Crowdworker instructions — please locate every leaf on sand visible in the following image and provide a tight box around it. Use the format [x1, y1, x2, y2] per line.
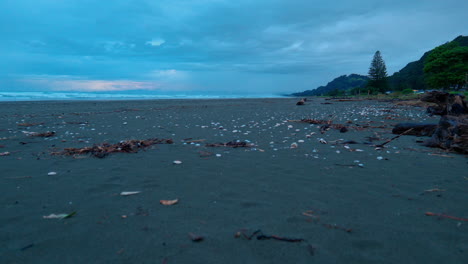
[120, 191, 141, 196]
[43, 212, 76, 219]
[160, 199, 179, 206]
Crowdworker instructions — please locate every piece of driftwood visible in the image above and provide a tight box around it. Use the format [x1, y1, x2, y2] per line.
[421, 91, 467, 116]
[52, 138, 174, 158]
[392, 92, 468, 154]
[424, 115, 468, 153]
[376, 128, 414, 147]
[392, 123, 438, 136]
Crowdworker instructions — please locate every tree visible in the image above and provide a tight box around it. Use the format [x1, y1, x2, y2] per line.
[424, 41, 468, 90]
[367, 50, 388, 93]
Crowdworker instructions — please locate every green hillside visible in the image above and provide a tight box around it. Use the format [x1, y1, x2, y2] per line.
[292, 35, 468, 96]
[291, 74, 369, 96]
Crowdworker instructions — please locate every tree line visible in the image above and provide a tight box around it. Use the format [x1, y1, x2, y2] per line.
[321, 35, 468, 96]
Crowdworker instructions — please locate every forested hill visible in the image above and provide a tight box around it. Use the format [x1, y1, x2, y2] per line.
[291, 74, 369, 96]
[292, 35, 467, 96]
[389, 35, 468, 91]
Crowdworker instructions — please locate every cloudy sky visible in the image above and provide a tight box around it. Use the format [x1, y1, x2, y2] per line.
[1, 0, 467, 95]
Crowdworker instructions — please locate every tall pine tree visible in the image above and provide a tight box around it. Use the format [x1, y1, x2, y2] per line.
[367, 50, 388, 93]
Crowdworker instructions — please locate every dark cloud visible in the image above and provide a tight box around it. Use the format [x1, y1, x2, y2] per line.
[0, 0, 467, 93]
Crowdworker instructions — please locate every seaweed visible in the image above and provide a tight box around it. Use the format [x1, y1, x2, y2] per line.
[52, 138, 173, 158]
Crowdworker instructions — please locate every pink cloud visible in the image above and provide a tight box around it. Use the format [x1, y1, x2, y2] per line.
[22, 77, 161, 92]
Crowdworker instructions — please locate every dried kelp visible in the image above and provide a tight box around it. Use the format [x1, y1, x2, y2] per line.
[290, 119, 348, 133]
[17, 122, 44, 127]
[27, 131, 56, 137]
[53, 138, 174, 158]
[205, 141, 252, 148]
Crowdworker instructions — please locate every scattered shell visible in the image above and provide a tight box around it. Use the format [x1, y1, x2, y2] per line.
[43, 214, 69, 219]
[216, 154, 222, 157]
[47, 172, 57, 176]
[0, 151, 10, 156]
[160, 199, 179, 206]
[173, 160, 182, 165]
[358, 164, 364, 168]
[377, 156, 384, 160]
[120, 191, 141, 196]
[298, 140, 305, 143]
[290, 143, 298, 148]
[319, 138, 327, 144]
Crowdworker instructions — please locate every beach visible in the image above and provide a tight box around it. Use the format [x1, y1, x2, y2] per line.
[1, 98, 467, 263]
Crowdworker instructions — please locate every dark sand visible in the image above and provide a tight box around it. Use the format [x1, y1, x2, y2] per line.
[1, 98, 467, 263]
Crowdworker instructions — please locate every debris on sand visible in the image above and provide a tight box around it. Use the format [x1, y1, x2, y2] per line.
[421, 91, 467, 116]
[425, 212, 468, 221]
[289, 119, 348, 133]
[234, 229, 315, 256]
[296, 99, 305, 105]
[52, 138, 174, 158]
[290, 119, 331, 125]
[23, 131, 56, 137]
[17, 122, 44, 127]
[425, 115, 468, 153]
[234, 229, 305, 242]
[392, 123, 437, 136]
[188, 232, 205, 242]
[205, 141, 252, 148]
[393, 91, 468, 153]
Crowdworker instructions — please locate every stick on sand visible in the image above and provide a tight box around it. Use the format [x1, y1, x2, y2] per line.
[376, 128, 414, 147]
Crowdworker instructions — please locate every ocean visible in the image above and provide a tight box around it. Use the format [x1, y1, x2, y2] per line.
[0, 91, 287, 101]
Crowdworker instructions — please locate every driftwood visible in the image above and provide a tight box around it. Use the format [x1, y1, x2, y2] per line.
[394, 91, 468, 154]
[421, 91, 467, 116]
[52, 138, 174, 158]
[30, 131, 56, 137]
[377, 128, 414, 147]
[424, 115, 468, 153]
[392, 123, 437, 136]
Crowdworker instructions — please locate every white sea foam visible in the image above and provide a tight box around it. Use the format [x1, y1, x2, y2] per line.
[0, 92, 286, 101]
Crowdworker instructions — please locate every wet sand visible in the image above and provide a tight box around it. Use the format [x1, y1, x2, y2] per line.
[1, 98, 467, 263]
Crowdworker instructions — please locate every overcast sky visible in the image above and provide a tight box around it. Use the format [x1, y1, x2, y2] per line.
[1, 0, 467, 95]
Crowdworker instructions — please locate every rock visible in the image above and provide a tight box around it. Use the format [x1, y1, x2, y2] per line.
[339, 127, 348, 133]
[296, 99, 305, 105]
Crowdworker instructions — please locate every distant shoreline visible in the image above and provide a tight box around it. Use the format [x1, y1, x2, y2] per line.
[0, 92, 288, 102]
